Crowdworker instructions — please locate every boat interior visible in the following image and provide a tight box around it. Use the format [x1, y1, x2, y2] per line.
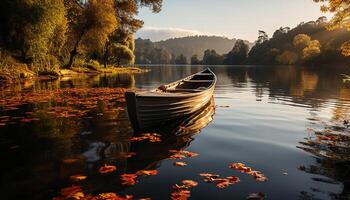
[157, 69, 215, 93]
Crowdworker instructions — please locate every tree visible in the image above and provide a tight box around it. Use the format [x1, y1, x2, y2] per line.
[314, 0, 350, 56]
[64, 0, 118, 68]
[175, 54, 187, 64]
[0, 0, 68, 65]
[303, 40, 321, 60]
[273, 27, 290, 38]
[202, 49, 223, 65]
[190, 54, 201, 65]
[223, 40, 249, 65]
[108, 43, 134, 66]
[257, 30, 269, 44]
[293, 34, 311, 49]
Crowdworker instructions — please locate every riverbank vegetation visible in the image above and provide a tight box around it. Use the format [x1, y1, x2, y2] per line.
[0, 0, 163, 84]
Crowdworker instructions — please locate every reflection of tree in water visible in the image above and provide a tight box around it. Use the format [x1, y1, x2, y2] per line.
[297, 86, 350, 199]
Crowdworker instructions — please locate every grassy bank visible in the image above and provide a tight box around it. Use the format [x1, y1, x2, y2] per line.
[0, 63, 145, 86]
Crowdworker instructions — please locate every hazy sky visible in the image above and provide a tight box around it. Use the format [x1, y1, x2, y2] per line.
[136, 0, 331, 42]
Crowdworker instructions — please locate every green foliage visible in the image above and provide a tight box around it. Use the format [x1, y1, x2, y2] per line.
[108, 44, 135, 66]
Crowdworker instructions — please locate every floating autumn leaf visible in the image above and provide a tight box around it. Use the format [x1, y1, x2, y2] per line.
[171, 189, 191, 200]
[199, 173, 240, 188]
[171, 180, 198, 200]
[91, 193, 133, 200]
[199, 173, 220, 183]
[182, 180, 198, 188]
[130, 133, 162, 143]
[169, 150, 199, 160]
[99, 164, 117, 174]
[174, 162, 187, 167]
[121, 174, 138, 186]
[69, 174, 87, 182]
[137, 170, 158, 176]
[59, 185, 84, 200]
[229, 163, 267, 182]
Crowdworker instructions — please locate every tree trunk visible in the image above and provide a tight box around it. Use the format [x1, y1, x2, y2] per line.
[103, 43, 109, 68]
[65, 31, 84, 69]
[65, 46, 78, 69]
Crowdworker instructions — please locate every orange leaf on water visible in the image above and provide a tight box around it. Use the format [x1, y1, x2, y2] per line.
[174, 162, 187, 167]
[137, 170, 158, 176]
[91, 193, 133, 200]
[181, 180, 198, 188]
[99, 164, 117, 174]
[60, 185, 84, 199]
[69, 174, 87, 182]
[229, 163, 268, 182]
[121, 173, 138, 186]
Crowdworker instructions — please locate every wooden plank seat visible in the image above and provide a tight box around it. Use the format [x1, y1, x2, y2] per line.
[183, 80, 213, 83]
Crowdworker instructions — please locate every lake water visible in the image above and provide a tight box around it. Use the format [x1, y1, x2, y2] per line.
[0, 65, 349, 200]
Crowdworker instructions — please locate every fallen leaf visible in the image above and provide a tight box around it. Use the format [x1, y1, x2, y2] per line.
[181, 180, 198, 188]
[69, 175, 87, 182]
[137, 170, 158, 176]
[60, 185, 84, 199]
[92, 193, 133, 200]
[229, 163, 267, 182]
[121, 174, 138, 186]
[174, 162, 187, 167]
[99, 164, 117, 174]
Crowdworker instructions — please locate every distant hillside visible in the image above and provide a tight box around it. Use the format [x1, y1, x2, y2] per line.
[135, 35, 254, 64]
[154, 36, 239, 59]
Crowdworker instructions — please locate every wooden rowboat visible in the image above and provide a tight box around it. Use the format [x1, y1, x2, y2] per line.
[125, 68, 217, 132]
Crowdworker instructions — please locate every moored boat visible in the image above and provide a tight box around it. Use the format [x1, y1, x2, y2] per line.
[125, 68, 217, 132]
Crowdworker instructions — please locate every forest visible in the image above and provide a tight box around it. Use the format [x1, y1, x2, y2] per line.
[0, 0, 162, 79]
[134, 17, 350, 65]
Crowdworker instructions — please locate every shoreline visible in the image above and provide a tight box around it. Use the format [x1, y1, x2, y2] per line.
[0, 66, 146, 87]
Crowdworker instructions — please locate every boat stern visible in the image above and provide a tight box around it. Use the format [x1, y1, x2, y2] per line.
[125, 91, 141, 132]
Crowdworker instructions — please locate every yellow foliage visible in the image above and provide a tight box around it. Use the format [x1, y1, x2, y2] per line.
[341, 41, 350, 56]
[293, 34, 311, 49]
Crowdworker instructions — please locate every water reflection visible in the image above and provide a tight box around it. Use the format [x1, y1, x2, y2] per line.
[0, 65, 350, 199]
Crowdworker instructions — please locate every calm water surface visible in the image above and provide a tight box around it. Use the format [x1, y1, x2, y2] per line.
[0, 65, 350, 200]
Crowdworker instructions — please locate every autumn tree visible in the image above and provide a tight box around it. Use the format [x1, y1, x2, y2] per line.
[64, 0, 117, 69]
[303, 40, 321, 60]
[293, 34, 311, 50]
[314, 0, 350, 56]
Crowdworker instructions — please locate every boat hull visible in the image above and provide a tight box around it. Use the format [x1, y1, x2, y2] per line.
[125, 68, 216, 132]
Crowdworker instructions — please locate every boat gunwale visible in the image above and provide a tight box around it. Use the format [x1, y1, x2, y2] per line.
[135, 68, 217, 98]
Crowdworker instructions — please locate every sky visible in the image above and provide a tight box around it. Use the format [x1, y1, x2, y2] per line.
[136, 0, 331, 42]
